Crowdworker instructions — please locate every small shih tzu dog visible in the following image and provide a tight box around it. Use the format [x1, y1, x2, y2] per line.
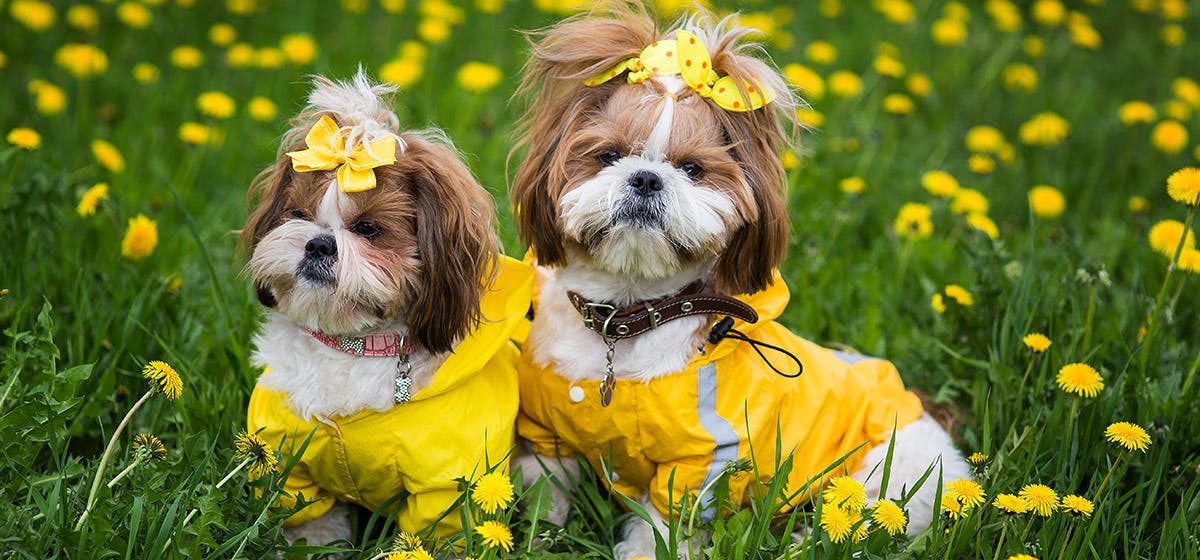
[509, 7, 970, 558]
[241, 70, 532, 548]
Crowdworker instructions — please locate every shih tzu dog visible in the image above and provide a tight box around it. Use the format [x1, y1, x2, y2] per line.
[509, 7, 970, 558]
[242, 70, 532, 549]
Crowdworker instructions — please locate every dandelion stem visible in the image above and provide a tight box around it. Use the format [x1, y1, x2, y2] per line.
[76, 390, 153, 531]
[216, 456, 255, 489]
[1139, 207, 1195, 377]
[990, 520, 1009, 560]
[1055, 523, 1075, 559]
[106, 456, 146, 489]
[1093, 451, 1125, 500]
[1181, 347, 1200, 398]
[1081, 285, 1096, 354]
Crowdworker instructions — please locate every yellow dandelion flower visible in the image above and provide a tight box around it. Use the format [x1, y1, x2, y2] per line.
[931, 293, 946, 314]
[994, 493, 1029, 514]
[895, 202, 934, 240]
[1028, 185, 1066, 218]
[77, 183, 110, 218]
[393, 532, 422, 551]
[1019, 484, 1058, 516]
[1031, 0, 1065, 26]
[32, 81, 67, 115]
[883, 93, 915, 115]
[943, 1, 970, 21]
[233, 430, 279, 479]
[382, 57, 424, 88]
[133, 62, 160, 84]
[1056, 363, 1104, 398]
[67, 5, 99, 32]
[823, 476, 866, 510]
[0, 51, 7, 69]
[91, 140, 125, 173]
[1177, 249, 1200, 274]
[986, 0, 1022, 32]
[179, 122, 213, 145]
[1007, 554, 1039, 560]
[1104, 422, 1151, 452]
[965, 125, 1006, 154]
[819, 503, 853, 543]
[1152, 121, 1189, 154]
[11, 0, 57, 32]
[828, 70, 862, 97]
[55, 43, 109, 78]
[839, 176, 865, 194]
[474, 520, 513, 552]
[966, 452, 988, 467]
[969, 154, 995, 174]
[1161, 24, 1186, 46]
[805, 40, 837, 65]
[1002, 63, 1038, 92]
[1128, 196, 1149, 213]
[922, 170, 960, 198]
[1174, 77, 1200, 108]
[197, 91, 236, 119]
[1023, 36, 1045, 57]
[226, 0, 256, 14]
[1070, 23, 1101, 49]
[875, 0, 915, 24]
[226, 43, 256, 68]
[122, 214, 158, 260]
[872, 500, 907, 535]
[247, 97, 277, 121]
[1166, 167, 1200, 207]
[1163, 100, 1192, 122]
[471, 471, 514, 514]
[943, 285, 975, 307]
[418, 18, 451, 43]
[456, 62, 503, 93]
[280, 33, 318, 65]
[1118, 101, 1157, 125]
[208, 23, 237, 46]
[1148, 219, 1196, 257]
[796, 108, 824, 128]
[1161, 0, 1188, 20]
[941, 492, 969, 520]
[850, 508, 868, 542]
[781, 149, 801, 170]
[951, 188, 989, 215]
[133, 433, 168, 462]
[170, 45, 204, 69]
[141, 360, 182, 400]
[946, 479, 985, 508]
[116, 2, 151, 28]
[931, 18, 968, 46]
[8, 127, 42, 150]
[906, 73, 932, 98]
[1061, 494, 1093, 517]
[1022, 333, 1051, 353]
[873, 54, 906, 78]
[783, 63, 825, 100]
[476, 0, 503, 14]
[1019, 112, 1069, 146]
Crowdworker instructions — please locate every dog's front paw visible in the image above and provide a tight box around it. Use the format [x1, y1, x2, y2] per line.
[281, 502, 352, 558]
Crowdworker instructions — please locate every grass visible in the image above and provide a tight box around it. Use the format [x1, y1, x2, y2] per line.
[2, 0, 1199, 558]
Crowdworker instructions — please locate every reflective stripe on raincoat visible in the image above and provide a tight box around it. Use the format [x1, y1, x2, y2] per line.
[247, 255, 534, 535]
[517, 272, 924, 518]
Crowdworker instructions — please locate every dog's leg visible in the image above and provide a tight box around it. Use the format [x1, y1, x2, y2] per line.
[282, 502, 352, 556]
[851, 414, 971, 534]
[612, 496, 669, 560]
[512, 452, 580, 526]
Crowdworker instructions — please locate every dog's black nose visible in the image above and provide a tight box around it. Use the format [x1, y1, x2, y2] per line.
[629, 170, 663, 196]
[305, 234, 337, 259]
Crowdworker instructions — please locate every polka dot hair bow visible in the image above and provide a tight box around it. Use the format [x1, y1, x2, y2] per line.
[584, 30, 773, 112]
[286, 115, 397, 193]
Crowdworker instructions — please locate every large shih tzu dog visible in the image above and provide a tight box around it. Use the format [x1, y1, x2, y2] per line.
[509, 7, 970, 557]
[242, 70, 532, 548]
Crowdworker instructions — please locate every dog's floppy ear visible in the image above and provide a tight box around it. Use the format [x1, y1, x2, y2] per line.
[404, 139, 499, 354]
[242, 150, 302, 307]
[509, 4, 660, 265]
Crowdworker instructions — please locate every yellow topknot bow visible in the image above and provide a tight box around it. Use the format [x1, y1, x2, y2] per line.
[584, 30, 773, 112]
[286, 115, 398, 193]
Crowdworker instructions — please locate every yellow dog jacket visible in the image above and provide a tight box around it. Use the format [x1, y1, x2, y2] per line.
[248, 255, 534, 535]
[517, 274, 924, 518]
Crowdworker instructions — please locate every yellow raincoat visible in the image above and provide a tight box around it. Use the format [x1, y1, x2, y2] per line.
[517, 273, 924, 518]
[247, 255, 534, 536]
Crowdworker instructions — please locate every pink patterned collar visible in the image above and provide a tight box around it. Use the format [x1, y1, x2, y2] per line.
[306, 328, 416, 357]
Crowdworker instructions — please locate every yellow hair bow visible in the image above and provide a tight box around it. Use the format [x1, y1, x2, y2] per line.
[286, 115, 398, 193]
[584, 30, 773, 112]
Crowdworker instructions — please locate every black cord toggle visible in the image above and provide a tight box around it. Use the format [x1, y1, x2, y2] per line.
[707, 317, 804, 378]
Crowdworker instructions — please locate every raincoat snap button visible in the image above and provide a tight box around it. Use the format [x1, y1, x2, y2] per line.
[568, 386, 585, 403]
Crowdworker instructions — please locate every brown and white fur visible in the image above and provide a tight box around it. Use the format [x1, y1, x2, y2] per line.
[242, 70, 498, 548]
[509, 8, 969, 558]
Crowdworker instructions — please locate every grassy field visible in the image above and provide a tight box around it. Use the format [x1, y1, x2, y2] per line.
[2, 0, 1199, 558]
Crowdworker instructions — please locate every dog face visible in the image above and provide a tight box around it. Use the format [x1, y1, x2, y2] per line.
[511, 8, 797, 294]
[242, 73, 498, 353]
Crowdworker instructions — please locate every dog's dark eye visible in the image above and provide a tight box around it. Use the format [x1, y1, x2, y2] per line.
[598, 150, 623, 166]
[680, 161, 703, 179]
[350, 220, 382, 239]
[288, 207, 309, 220]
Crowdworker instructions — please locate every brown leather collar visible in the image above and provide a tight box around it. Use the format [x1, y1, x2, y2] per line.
[567, 281, 759, 342]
